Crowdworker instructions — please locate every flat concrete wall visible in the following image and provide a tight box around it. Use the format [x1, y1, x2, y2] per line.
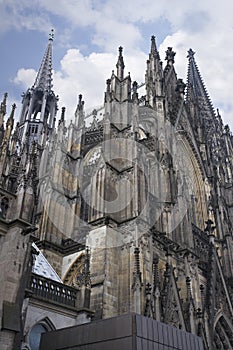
[40, 313, 204, 350]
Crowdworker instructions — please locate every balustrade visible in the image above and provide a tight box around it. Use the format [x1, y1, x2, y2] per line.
[29, 273, 77, 307]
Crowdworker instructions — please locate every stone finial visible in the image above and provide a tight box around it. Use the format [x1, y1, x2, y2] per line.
[106, 78, 111, 92]
[176, 79, 186, 96]
[59, 107, 66, 125]
[132, 81, 138, 101]
[151, 35, 156, 52]
[7, 104, 16, 124]
[116, 46, 125, 80]
[165, 47, 176, 65]
[49, 28, 54, 41]
[132, 81, 138, 93]
[77, 94, 84, 111]
[187, 48, 195, 60]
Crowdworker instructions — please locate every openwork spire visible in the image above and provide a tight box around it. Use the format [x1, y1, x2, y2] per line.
[33, 29, 54, 91]
[186, 48, 215, 117]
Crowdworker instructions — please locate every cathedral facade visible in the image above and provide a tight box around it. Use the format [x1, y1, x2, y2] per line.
[0, 35, 233, 349]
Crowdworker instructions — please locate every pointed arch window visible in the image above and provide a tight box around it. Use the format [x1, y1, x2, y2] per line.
[27, 318, 55, 350]
[28, 323, 47, 350]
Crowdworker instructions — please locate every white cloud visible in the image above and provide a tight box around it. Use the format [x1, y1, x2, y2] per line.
[158, 29, 233, 128]
[13, 68, 37, 88]
[0, 0, 52, 34]
[5, 0, 233, 129]
[53, 48, 147, 120]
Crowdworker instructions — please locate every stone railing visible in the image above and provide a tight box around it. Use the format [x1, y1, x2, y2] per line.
[29, 273, 77, 308]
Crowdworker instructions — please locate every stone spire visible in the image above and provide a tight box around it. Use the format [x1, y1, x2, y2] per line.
[33, 29, 54, 91]
[18, 30, 58, 147]
[150, 35, 160, 59]
[145, 36, 164, 107]
[186, 48, 218, 151]
[186, 48, 215, 117]
[116, 46, 125, 80]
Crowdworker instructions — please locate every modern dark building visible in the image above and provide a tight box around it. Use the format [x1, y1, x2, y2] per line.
[40, 313, 204, 350]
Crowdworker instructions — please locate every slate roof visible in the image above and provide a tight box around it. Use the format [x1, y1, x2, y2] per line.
[32, 243, 62, 282]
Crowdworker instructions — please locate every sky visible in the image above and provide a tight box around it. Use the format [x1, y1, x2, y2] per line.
[0, 0, 233, 130]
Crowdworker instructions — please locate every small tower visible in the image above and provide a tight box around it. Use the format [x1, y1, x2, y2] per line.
[17, 29, 58, 149]
[145, 36, 164, 109]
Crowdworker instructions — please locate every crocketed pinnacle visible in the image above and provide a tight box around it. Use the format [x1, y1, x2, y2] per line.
[33, 29, 54, 91]
[116, 46, 125, 80]
[150, 35, 160, 59]
[7, 104, 16, 124]
[0, 93, 7, 117]
[186, 48, 215, 116]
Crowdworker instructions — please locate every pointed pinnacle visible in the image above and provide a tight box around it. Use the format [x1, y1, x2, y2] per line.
[0, 92, 7, 116]
[186, 48, 216, 117]
[116, 46, 125, 80]
[150, 35, 159, 57]
[78, 94, 84, 111]
[33, 35, 53, 91]
[60, 107, 65, 123]
[6, 104, 16, 126]
[10, 103, 16, 116]
[119, 46, 123, 56]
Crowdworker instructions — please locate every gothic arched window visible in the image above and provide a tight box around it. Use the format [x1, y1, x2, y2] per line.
[28, 323, 47, 350]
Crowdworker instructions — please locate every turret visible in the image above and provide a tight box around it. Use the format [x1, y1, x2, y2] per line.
[145, 36, 164, 108]
[17, 30, 58, 148]
[104, 47, 131, 129]
[67, 94, 85, 156]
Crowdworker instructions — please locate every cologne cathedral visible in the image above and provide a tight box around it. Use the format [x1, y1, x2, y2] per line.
[0, 34, 233, 350]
